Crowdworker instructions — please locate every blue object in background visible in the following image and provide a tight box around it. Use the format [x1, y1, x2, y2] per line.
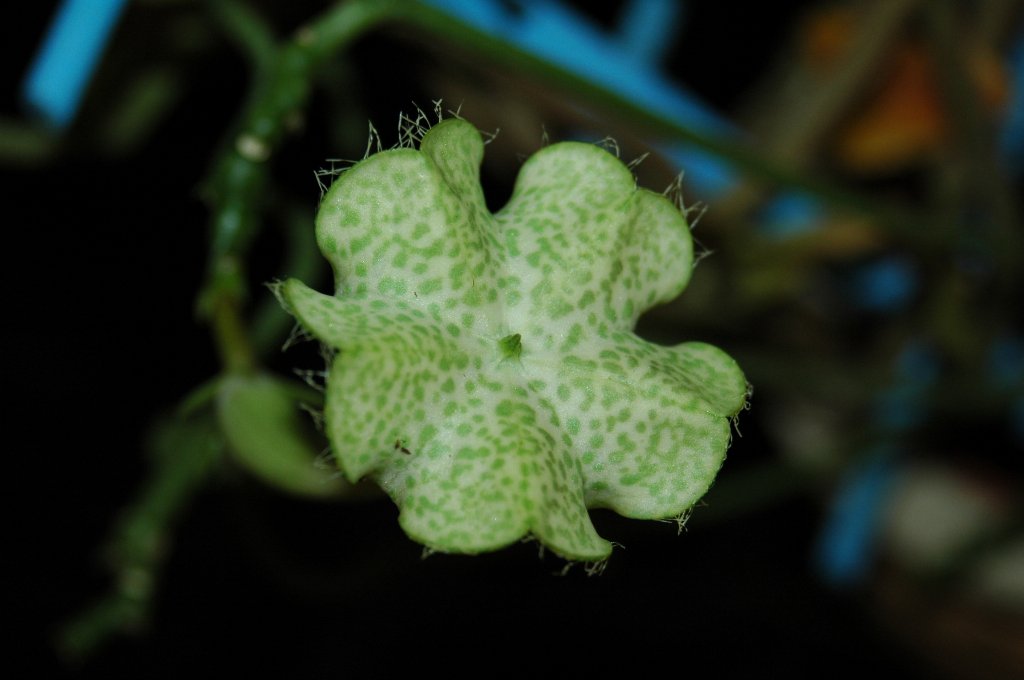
[818, 342, 938, 585]
[988, 335, 1024, 391]
[816, 447, 901, 586]
[756, 193, 825, 238]
[987, 335, 1024, 442]
[420, 0, 821, 230]
[21, 0, 129, 129]
[848, 256, 918, 313]
[871, 342, 938, 430]
[616, 0, 683, 68]
[999, 34, 1024, 174]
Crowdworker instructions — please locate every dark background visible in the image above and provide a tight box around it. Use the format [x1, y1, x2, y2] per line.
[6, 1, 1010, 677]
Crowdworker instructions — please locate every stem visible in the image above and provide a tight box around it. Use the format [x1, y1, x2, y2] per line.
[927, 0, 1023, 278]
[248, 203, 328, 359]
[208, 0, 277, 74]
[211, 270, 256, 373]
[0, 117, 57, 165]
[198, 0, 399, 367]
[202, 0, 397, 267]
[58, 414, 224, 661]
[763, 0, 922, 166]
[392, 2, 938, 247]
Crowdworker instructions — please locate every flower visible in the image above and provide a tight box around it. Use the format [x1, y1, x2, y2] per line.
[278, 119, 747, 560]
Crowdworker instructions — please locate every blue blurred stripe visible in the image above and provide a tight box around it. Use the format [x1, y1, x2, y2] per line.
[617, 0, 683, 67]
[816, 448, 901, 586]
[999, 34, 1024, 172]
[22, 0, 129, 129]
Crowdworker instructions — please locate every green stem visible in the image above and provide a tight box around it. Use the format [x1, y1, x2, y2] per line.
[248, 203, 328, 359]
[0, 117, 57, 165]
[202, 0, 397, 270]
[391, 2, 938, 247]
[58, 414, 225, 661]
[198, 0, 400, 367]
[927, 0, 1023, 278]
[759, 0, 922, 166]
[208, 0, 278, 74]
[212, 279, 257, 374]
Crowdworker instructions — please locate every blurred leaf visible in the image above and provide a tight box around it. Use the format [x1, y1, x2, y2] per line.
[217, 372, 347, 499]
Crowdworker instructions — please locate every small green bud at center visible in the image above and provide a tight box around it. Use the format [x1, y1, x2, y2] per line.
[498, 333, 522, 361]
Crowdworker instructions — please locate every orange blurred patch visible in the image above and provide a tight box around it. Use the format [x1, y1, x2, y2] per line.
[802, 6, 1009, 174]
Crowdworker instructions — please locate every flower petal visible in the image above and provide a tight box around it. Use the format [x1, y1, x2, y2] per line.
[497, 144, 693, 347]
[524, 333, 747, 519]
[315, 120, 504, 335]
[376, 388, 611, 560]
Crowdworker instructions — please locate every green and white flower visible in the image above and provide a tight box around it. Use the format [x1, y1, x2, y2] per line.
[278, 118, 747, 560]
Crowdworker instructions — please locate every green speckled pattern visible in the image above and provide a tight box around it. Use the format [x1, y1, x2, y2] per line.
[279, 119, 747, 560]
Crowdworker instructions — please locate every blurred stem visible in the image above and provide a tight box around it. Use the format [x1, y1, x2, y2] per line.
[197, 0, 398, 367]
[208, 0, 277, 74]
[211, 265, 256, 373]
[58, 414, 225, 661]
[721, 0, 919, 230]
[0, 117, 57, 165]
[249, 202, 328, 359]
[927, 0, 1023, 280]
[761, 0, 922, 166]
[393, 2, 937, 247]
[204, 0, 396, 262]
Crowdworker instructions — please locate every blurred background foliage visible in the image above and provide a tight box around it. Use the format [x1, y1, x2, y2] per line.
[5, 0, 1022, 677]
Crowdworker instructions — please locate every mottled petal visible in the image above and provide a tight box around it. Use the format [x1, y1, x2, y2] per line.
[377, 387, 610, 560]
[525, 333, 746, 518]
[497, 145, 693, 346]
[316, 120, 504, 336]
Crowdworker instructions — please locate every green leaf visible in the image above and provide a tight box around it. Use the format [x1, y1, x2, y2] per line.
[217, 373, 347, 498]
[279, 118, 747, 559]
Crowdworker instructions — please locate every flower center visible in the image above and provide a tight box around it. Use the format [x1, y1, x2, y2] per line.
[498, 333, 522, 361]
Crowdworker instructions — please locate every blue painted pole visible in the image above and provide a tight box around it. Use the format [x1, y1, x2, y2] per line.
[21, 0, 129, 130]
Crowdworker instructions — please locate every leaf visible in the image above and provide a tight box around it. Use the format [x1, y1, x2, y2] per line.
[278, 118, 747, 560]
[217, 373, 347, 499]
